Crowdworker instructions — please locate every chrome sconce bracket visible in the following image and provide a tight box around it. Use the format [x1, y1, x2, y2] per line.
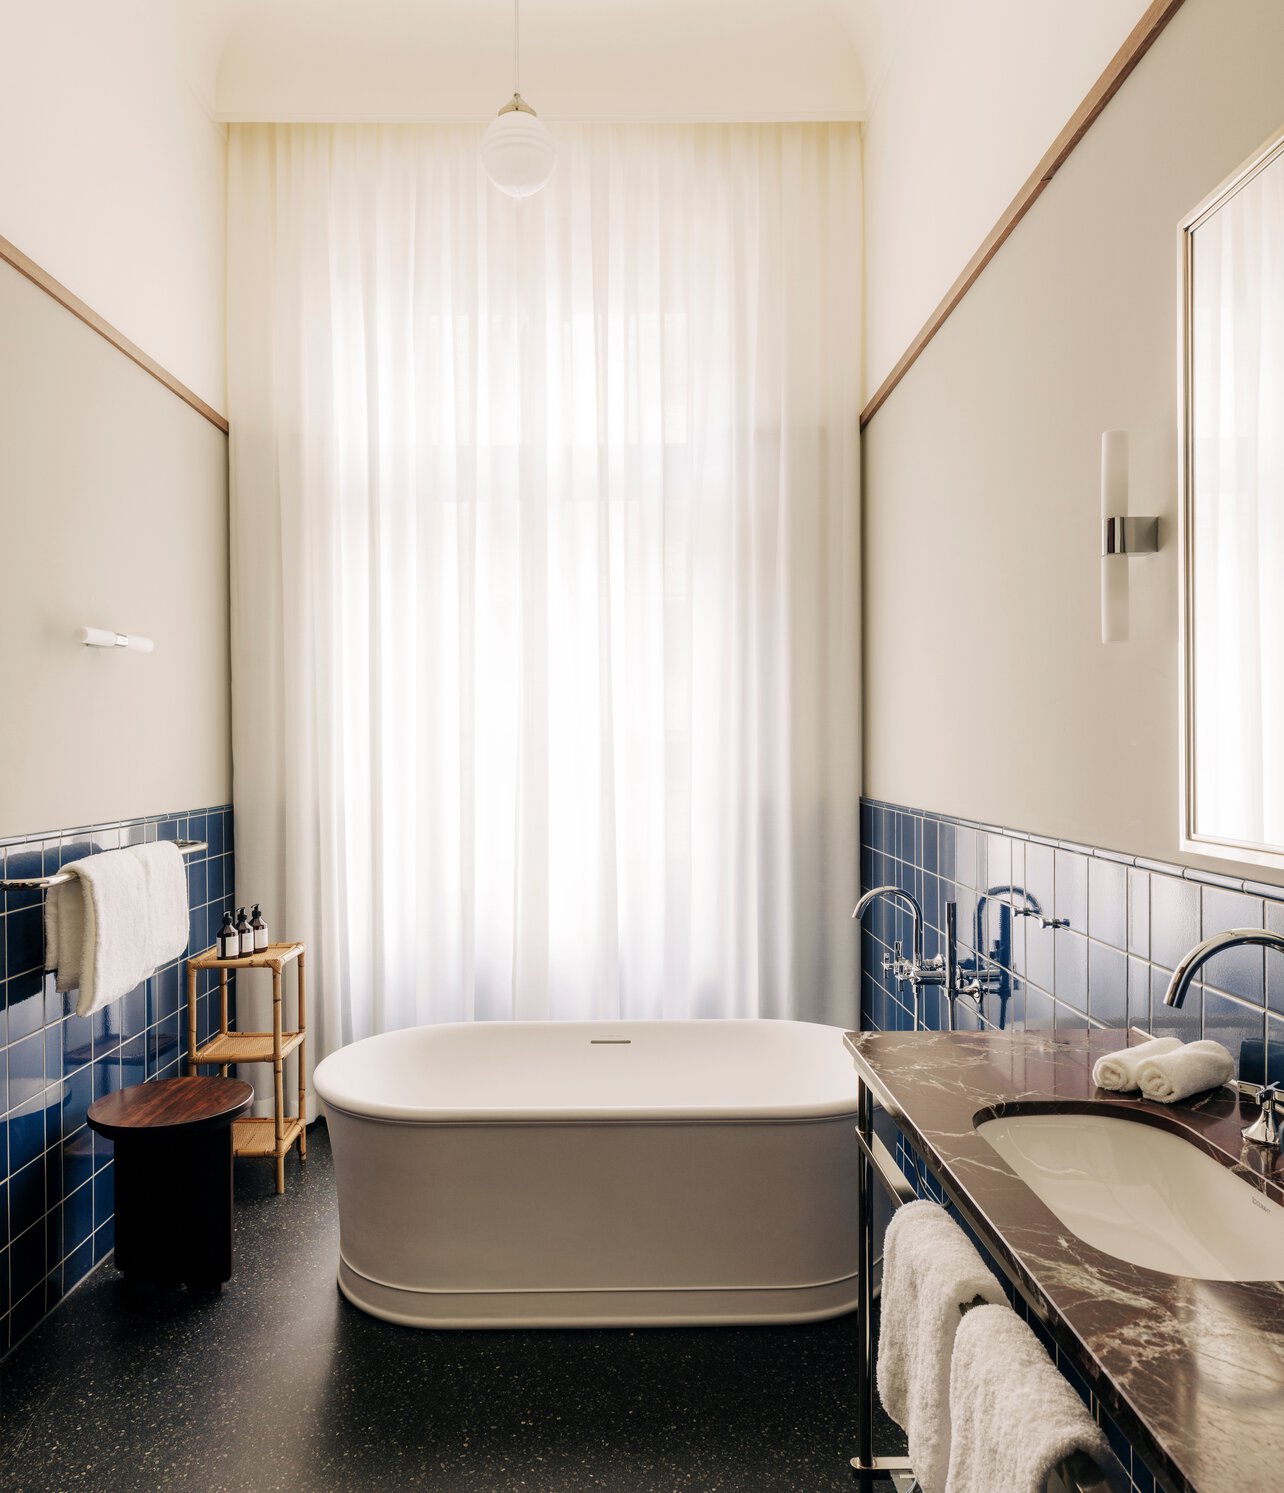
[1102, 515, 1159, 557]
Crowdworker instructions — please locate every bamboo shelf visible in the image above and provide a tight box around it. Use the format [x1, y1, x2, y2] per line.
[234, 1115, 304, 1158]
[186, 940, 307, 1194]
[193, 1030, 305, 1065]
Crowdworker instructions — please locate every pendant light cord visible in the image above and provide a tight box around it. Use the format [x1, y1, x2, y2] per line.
[514, 0, 520, 97]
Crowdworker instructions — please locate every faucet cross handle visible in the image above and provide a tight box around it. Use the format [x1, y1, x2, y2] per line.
[1242, 1082, 1284, 1149]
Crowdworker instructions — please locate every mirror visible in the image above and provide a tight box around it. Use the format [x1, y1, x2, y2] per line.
[1181, 125, 1284, 869]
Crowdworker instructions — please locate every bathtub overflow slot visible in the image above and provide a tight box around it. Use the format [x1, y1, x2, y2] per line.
[590, 1039, 632, 1044]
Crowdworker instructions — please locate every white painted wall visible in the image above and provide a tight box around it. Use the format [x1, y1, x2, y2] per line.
[0, 262, 231, 837]
[0, 0, 228, 412]
[862, 0, 1284, 875]
[861, 0, 1151, 400]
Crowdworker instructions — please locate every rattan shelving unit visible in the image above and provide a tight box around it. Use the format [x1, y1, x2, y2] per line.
[186, 941, 307, 1194]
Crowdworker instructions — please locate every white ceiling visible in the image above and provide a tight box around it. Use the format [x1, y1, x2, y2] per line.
[168, 0, 897, 123]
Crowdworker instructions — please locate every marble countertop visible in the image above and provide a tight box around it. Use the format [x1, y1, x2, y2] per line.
[844, 1028, 1284, 1493]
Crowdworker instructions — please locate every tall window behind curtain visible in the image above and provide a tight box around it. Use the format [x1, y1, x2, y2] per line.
[228, 122, 861, 1077]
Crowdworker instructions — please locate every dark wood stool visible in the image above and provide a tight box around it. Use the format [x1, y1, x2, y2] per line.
[88, 1076, 254, 1289]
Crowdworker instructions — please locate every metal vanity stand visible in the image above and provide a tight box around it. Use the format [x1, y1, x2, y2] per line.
[848, 1063, 1130, 1493]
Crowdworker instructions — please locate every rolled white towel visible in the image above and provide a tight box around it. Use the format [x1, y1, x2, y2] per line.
[1136, 1039, 1235, 1105]
[944, 1303, 1110, 1493]
[1091, 1035, 1182, 1092]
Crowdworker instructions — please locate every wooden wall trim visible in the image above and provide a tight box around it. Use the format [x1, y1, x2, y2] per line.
[859, 0, 1189, 431]
[0, 235, 229, 435]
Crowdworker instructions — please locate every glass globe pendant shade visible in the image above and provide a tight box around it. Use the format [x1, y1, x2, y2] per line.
[481, 96, 556, 198]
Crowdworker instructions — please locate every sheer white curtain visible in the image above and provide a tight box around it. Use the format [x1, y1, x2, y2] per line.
[227, 122, 860, 1075]
[1191, 153, 1284, 846]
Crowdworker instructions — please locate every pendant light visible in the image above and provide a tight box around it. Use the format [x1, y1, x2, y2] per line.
[481, 0, 556, 198]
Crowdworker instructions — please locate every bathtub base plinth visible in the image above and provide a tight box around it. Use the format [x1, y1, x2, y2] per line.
[337, 1256, 859, 1330]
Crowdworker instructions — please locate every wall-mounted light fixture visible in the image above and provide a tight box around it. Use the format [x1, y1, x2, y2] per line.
[76, 626, 154, 654]
[1100, 430, 1159, 644]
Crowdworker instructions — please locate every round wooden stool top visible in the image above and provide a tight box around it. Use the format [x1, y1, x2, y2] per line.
[88, 1076, 254, 1139]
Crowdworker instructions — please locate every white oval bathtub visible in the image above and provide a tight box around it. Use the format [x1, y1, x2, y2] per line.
[314, 1018, 860, 1328]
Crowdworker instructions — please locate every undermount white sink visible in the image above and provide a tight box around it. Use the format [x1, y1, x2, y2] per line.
[977, 1110, 1284, 1281]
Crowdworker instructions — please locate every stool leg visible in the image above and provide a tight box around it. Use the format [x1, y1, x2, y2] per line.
[297, 951, 307, 1162]
[273, 966, 285, 1194]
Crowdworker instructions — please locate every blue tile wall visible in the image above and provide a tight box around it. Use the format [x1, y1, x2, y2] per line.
[0, 804, 234, 1358]
[859, 795, 1284, 1493]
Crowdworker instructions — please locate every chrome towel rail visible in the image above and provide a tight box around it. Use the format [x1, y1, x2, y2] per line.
[0, 839, 207, 892]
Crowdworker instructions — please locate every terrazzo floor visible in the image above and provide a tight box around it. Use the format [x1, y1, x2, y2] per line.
[0, 1123, 905, 1492]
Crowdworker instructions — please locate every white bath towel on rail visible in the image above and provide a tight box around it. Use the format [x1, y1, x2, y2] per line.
[877, 1201, 1006, 1493]
[944, 1303, 1110, 1493]
[45, 843, 189, 1016]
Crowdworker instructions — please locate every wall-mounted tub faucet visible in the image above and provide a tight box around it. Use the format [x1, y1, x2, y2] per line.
[851, 885, 946, 989]
[1164, 929, 1284, 1149]
[852, 885, 947, 1032]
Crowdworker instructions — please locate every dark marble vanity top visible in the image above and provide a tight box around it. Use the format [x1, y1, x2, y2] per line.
[844, 1028, 1284, 1493]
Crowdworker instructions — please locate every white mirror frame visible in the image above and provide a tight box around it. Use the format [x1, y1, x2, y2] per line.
[1179, 123, 1284, 870]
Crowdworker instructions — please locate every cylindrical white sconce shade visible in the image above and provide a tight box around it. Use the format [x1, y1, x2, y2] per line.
[1101, 430, 1129, 644]
[76, 626, 154, 653]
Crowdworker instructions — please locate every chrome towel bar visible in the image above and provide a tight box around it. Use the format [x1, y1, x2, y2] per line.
[0, 839, 207, 892]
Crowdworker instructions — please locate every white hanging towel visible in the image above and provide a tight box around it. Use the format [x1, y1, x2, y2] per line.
[944, 1303, 1110, 1493]
[44, 843, 189, 1016]
[130, 842, 190, 972]
[876, 1201, 1007, 1493]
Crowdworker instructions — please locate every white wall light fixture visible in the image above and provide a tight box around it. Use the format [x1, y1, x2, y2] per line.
[1100, 429, 1159, 644]
[481, 0, 556, 198]
[76, 625, 154, 653]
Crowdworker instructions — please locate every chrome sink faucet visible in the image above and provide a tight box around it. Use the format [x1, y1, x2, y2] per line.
[1165, 928, 1284, 1148]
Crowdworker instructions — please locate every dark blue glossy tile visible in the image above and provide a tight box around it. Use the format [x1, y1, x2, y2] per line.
[4, 974, 44, 1043]
[1088, 941, 1127, 1027]
[10, 1217, 45, 1307]
[1024, 986, 1055, 1031]
[1264, 900, 1284, 1015]
[1150, 962, 1202, 1040]
[7, 1096, 45, 1175]
[64, 1237, 93, 1292]
[1149, 874, 1200, 971]
[1199, 888, 1265, 1003]
[1054, 850, 1087, 932]
[1127, 868, 1150, 958]
[5, 906, 43, 978]
[1053, 930, 1088, 1011]
[981, 834, 1011, 897]
[957, 824, 979, 889]
[9, 1155, 43, 1240]
[1088, 857, 1127, 950]
[10, 1275, 44, 1346]
[1203, 994, 1265, 1074]
[92, 1216, 114, 1264]
[61, 1127, 93, 1195]
[1024, 841, 1054, 918]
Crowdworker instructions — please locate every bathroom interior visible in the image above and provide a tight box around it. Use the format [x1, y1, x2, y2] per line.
[2, 1, 1283, 1489]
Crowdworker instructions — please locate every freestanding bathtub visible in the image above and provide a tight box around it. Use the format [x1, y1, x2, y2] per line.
[314, 1018, 861, 1328]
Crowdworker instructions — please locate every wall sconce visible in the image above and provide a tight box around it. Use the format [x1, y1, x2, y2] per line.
[76, 626, 154, 654]
[1100, 430, 1158, 644]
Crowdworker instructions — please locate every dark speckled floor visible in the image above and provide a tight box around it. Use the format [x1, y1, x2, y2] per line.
[1, 1123, 905, 1492]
